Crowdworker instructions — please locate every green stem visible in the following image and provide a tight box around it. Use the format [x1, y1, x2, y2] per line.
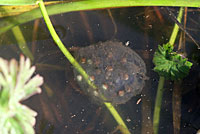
[11, 26, 34, 61]
[38, 0, 130, 134]
[3, 0, 200, 6]
[0, 0, 35, 5]
[38, 0, 92, 87]
[104, 102, 130, 134]
[153, 76, 165, 134]
[169, 7, 184, 46]
[0, 0, 200, 35]
[153, 7, 184, 134]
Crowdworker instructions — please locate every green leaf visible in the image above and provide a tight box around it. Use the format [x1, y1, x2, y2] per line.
[6, 118, 24, 134]
[153, 43, 193, 80]
[0, 0, 36, 5]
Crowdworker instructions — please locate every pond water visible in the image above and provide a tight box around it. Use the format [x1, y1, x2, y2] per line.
[0, 6, 199, 134]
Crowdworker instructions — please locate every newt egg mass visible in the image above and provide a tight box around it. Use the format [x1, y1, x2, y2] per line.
[73, 41, 147, 104]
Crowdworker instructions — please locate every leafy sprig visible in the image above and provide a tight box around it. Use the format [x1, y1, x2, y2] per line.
[153, 43, 193, 80]
[0, 55, 43, 134]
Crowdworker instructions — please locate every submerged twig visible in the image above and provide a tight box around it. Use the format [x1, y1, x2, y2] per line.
[172, 81, 182, 134]
[107, 9, 118, 37]
[166, 7, 200, 49]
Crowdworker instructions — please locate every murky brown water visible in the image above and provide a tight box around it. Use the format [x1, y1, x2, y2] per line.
[0, 6, 199, 134]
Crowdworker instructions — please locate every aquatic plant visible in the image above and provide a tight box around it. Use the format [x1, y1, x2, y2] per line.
[0, 55, 43, 134]
[152, 7, 193, 134]
[38, 1, 131, 133]
[152, 42, 193, 134]
[0, 0, 199, 134]
[0, 1, 200, 35]
[153, 43, 192, 80]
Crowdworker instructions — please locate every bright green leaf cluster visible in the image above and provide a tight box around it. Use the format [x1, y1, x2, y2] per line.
[153, 43, 193, 80]
[0, 56, 43, 134]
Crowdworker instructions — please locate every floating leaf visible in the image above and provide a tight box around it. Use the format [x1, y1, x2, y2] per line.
[153, 43, 193, 80]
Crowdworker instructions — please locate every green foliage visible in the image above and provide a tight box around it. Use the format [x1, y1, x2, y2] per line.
[153, 43, 193, 80]
[0, 0, 36, 5]
[0, 55, 43, 134]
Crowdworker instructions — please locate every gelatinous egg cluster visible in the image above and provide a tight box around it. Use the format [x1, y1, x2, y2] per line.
[73, 40, 147, 104]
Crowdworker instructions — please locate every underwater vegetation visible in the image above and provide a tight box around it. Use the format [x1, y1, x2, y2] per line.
[153, 43, 192, 80]
[0, 56, 43, 134]
[0, 0, 199, 134]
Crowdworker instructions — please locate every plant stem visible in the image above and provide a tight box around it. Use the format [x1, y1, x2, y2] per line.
[169, 7, 184, 46]
[11, 26, 34, 61]
[0, 0, 35, 5]
[153, 7, 183, 134]
[38, 0, 130, 133]
[0, 0, 200, 35]
[2, 0, 200, 6]
[153, 76, 165, 134]
[38, 0, 94, 89]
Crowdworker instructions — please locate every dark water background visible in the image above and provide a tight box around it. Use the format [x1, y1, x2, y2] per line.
[0, 6, 199, 134]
